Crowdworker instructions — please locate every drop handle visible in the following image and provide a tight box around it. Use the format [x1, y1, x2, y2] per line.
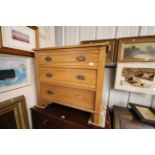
[47, 90, 54, 95]
[76, 55, 86, 61]
[45, 56, 52, 62]
[46, 73, 53, 78]
[76, 75, 85, 80]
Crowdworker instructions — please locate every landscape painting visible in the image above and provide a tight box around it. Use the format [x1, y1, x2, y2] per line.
[124, 42, 155, 59]
[115, 62, 155, 95]
[0, 56, 31, 93]
[118, 37, 155, 61]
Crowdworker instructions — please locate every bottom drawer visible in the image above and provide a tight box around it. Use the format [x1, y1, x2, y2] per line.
[32, 109, 88, 129]
[33, 111, 64, 129]
[39, 115, 64, 129]
[63, 121, 87, 129]
[40, 84, 95, 112]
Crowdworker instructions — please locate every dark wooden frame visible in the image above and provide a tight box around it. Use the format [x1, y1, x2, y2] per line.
[0, 95, 30, 129]
[80, 39, 117, 64]
[118, 36, 155, 62]
[0, 26, 39, 57]
[129, 103, 155, 125]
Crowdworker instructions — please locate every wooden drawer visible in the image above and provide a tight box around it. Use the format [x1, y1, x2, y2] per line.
[31, 104, 109, 129]
[31, 106, 88, 129]
[38, 113, 64, 129]
[36, 50, 99, 68]
[40, 84, 95, 112]
[39, 67, 97, 89]
[63, 121, 87, 129]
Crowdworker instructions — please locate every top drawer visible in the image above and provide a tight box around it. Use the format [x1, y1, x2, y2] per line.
[36, 50, 99, 68]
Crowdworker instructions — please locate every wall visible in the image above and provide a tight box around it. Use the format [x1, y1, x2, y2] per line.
[38, 26, 55, 47]
[0, 26, 55, 128]
[55, 26, 155, 108]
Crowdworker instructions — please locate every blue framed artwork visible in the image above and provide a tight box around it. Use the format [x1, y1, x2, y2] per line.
[0, 56, 31, 93]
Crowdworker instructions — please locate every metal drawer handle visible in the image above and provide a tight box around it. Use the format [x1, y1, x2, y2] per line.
[61, 115, 66, 119]
[76, 55, 86, 61]
[47, 90, 54, 95]
[46, 73, 53, 78]
[45, 56, 52, 62]
[76, 75, 85, 80]
[42, 119, 48, 125]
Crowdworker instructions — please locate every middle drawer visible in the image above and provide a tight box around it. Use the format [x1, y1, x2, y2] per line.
[39, 67, 97, 89]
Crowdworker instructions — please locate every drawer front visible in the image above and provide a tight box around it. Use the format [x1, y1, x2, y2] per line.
[39, 67, 97, 89]
[38, 113, 64, 129]
[36, 50, 99, 67]
[40, 84, 95, 112]
[63, 121, 87, 129]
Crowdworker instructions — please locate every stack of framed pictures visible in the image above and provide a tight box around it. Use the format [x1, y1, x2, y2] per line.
[115, 36, 155, 95]
[80, 39, 117, 65]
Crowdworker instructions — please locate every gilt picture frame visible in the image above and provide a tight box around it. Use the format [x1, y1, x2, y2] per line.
[118, 36, 155, 62]
[80, 39, 117, 64]
[115, 62, 155, 95]
[0, 95, 30, 129]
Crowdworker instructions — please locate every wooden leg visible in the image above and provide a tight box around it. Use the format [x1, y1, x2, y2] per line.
[37, 99, 49, 108]
[93, 113, 101, 125]
[89, 108, 106, 127]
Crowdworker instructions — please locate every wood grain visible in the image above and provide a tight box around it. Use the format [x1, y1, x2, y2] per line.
[40, 84, 95, 112]
[93, 46, 106, 124]
[37, 49, 99, 67]
[39, 67, 97, 89]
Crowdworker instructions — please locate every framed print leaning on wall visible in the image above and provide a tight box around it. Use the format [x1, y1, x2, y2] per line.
[118, 36, 155, 62]
[0, 95, 30, 129]
[114, 62, 155, 95]
[0, 56, 31, 93]
[1, 26, 37, 52]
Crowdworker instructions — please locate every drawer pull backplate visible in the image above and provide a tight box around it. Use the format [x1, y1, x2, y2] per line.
[46, 73, 53, 78]
[76, 75, 85, 80]
[76, 55, 86, 62]
[45, 56, 52, 62]
[47, 90, 54, 94]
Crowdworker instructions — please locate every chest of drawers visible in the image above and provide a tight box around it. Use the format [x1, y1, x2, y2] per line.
[34, 44, 107, 125]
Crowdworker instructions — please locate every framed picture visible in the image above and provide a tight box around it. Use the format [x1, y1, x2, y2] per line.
[115, 62, 155, 95]
[0, 95, 30, 129]
[1, 26, 36, 51]
[118, 36, 155, 62]
[80, 39, 117, 64]
[0, 26, 39, 57]
[129, 103, 155, 125]
[0, 56, 31, 93]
